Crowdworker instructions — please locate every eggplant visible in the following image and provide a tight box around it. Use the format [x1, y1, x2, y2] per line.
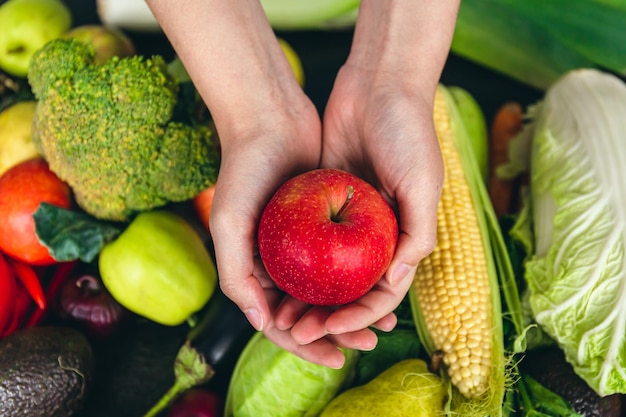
[78, 288, 254, 417]
[187, 288, 256, 396]
[139, 289, 255, 417]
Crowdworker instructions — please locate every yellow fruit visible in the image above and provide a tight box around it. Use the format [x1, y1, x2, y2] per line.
[320, 359, 447, 417]
[278, 38, 305, 88]
[0, 101, 40, 176]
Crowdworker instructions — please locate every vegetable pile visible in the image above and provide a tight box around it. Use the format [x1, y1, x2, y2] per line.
[1, 0, 626, 416]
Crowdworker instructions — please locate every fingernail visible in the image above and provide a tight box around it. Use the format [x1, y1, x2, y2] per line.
[244, 308, 263, 331]
[389, 263, 411, 286]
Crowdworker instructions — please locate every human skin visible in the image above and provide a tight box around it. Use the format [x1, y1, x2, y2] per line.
[146, 0, 459, 368]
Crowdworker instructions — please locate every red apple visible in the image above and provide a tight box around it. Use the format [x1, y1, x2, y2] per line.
[257, 168, 398, 306]
[0, 158, 72, 265]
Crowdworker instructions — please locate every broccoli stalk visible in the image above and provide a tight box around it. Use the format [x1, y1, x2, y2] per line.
[27, 39, 219, 221]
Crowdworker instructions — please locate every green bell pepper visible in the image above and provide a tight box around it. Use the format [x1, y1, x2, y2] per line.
[99, 210, 216, 326]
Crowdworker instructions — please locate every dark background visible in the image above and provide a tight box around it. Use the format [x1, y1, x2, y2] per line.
[61, 0, 543, 126]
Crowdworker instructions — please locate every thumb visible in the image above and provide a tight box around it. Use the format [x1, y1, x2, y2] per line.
[385, 163, 443, 286]
[209, 198, 270, 332]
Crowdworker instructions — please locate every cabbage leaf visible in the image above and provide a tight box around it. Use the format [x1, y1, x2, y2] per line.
[224, 332, 358, 417]
[523, 69, 626, 396]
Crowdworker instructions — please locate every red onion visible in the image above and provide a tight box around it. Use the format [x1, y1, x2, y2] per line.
[57, 269, 128, 338]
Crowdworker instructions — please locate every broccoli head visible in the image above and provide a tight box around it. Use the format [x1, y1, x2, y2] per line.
[27, 39, 219, 221]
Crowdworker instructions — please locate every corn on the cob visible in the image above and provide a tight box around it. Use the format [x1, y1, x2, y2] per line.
[414, 87, 492, 398]
[410, 86, 514, 416]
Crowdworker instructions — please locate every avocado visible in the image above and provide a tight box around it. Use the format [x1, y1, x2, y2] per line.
[0, 326, 95, 417]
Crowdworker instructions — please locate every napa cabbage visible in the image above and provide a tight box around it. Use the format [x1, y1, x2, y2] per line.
[518, 68, 626, 396]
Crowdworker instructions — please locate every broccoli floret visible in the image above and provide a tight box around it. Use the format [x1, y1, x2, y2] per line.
[27, 39, 219, 221]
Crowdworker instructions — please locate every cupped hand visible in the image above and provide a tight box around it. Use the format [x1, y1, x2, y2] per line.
[274, 62, 445, 354]
[209, 96, 361, 368]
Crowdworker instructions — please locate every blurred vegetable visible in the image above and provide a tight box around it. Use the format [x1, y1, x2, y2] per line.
[193, 184, 215, 232]
[0, 101, 40, 176]
[7, 258, 45, 310]
[452, 0, 626, 90]
[99, 210, 217, 326]
[512, 69, 626, 396]
[224, 332, 357, 417]
[143, 342, 215, 417]
[352, 327, 421, 387]
[96, 0, 163, 32]
[56, 265, 129, 338]
[487, 101, 525, 218]
[260, 0, 360, 30]
[320, 359, 447, 417]
[0, 0, 72, 77]
[3, 276, 34, 336]
[144, 289, 255, 416]
[63, 24, 136, 63]
[0, 252, 16, 335]
[277, 38, 305, 87]
[96, 0, 359, 31]
[26, 261, 77, 327]
[0, 158, 72, 265]
[167, 388, 223, 417]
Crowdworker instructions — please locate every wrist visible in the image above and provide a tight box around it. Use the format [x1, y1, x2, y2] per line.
[347, 0, 459, 98]
[147, 0, 306, 136]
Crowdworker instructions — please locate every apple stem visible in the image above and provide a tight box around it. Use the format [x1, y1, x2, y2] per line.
[333, 185, 354, 221]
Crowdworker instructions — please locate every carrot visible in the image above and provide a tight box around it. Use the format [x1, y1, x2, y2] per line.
[193, 184, 216, 232]
[488, 102, 525, 218]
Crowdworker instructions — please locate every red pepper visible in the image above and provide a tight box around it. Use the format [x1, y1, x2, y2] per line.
[26, 261, 77, 327]
[0, 253, 17, 336]
[2, 278, 34, 337]
[8, 259, 46, 310]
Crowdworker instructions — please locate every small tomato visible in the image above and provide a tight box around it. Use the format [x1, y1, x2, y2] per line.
[192, 183, 216, 232]
[0, 158, 72, 265]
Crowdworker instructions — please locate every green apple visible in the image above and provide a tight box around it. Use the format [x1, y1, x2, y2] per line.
[0, 0, 72, 77]
[63, 24, 135, 64]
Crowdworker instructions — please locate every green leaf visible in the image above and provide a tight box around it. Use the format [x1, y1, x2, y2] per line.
[34, 202, 122, 263]
[517, 374, 582, 417]
[353, 328, 421, 386]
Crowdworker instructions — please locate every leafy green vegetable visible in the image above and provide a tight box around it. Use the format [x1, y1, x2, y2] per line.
[33, 202, 122, 263]
[353, 328, 421, 386]
[516, 374, 582, 417]
[224, 332, 357, 417]
[516, 69, 626, 396]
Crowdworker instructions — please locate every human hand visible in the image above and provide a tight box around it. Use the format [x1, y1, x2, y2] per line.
[271, 62, 445, 360]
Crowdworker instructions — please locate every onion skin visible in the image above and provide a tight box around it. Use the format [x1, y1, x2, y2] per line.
[57, 271, 128, 338]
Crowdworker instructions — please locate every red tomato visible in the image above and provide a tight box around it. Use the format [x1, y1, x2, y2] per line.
[0, 158, 72, 265]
